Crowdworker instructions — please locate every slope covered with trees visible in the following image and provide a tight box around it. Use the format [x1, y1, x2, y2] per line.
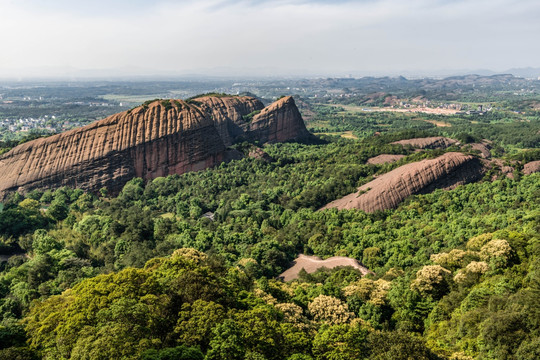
[0, 100, 539, 359]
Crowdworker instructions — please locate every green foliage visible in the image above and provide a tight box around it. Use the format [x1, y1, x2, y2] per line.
[185, 93, 233, 102]
[243, 110, 262, 122]
[140, 345, 204, 360]
[312, 322, 369, 360]
[0, 101, 539, 360]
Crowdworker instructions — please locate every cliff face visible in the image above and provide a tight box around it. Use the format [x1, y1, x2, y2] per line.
[0, 95, 309, 198]
[244, 96, 311, 143]
[0, 100, 227, 198]
[321, 152, 485, 213]
[195, 96, 264, 146]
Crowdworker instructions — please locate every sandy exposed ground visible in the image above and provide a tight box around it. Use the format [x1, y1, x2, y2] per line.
[367, 154, 406, 165]
[314, 131, 358, 139]
[279, 254, 370, 281]
[340, 131, 358, 139]
[423, 119, 452, 127]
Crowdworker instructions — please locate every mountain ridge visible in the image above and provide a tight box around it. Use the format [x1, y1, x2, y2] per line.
[0, 95, 310, 199]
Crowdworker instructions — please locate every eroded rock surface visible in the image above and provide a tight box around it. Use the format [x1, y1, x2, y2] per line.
[196, 96, 264, 146]
[367, 154, 406, 165]
[523, 160, 540, 175]
[321, 152, 484, 213]
[0, 96, 309, 198]
[245, 96, 311, 143]
[391, 136, 457, 149]
[468, 142, 492, 159]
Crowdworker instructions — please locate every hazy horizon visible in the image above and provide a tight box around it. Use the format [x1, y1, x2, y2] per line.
[1, 0, 539, 79]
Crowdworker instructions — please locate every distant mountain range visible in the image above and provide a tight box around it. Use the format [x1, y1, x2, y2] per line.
[1, 66, 539, 81]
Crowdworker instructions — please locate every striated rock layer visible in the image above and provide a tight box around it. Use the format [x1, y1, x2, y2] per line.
[196, 96, 264, 146]
[0, 96, 310, 198]
[245, 96, 311, 143]
[321, 152, 485, 213]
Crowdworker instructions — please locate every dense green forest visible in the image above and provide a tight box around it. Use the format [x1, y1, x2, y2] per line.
[0, 100, 539, 359]
[306, 104, 540, 149]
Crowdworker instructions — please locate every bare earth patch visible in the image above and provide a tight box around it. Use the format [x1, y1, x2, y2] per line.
[423, 119, 452, 127]
[279, 254, 371, 281]
[314, 131, 358, 139]
[336, 104, 460, 116]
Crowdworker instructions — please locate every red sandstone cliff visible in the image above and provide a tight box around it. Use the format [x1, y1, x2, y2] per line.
[321, 152, 485, 213]
[244, 96, 311, 143]
[195, 96, 264, 146]
[0, 95, 309, 198]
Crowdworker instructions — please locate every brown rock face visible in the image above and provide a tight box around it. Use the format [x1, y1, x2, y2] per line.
[321, 152, 484, 213]
[391, 136, 457, 149]
[243, 96, 311, 143]
[366, 154, 405, 165]
[468, 142, 492, 159]
[195, 96, 264, 146]
[0, 100, 226, 198]
[523, 160, 540, 175]
[0, 96, 309, 198]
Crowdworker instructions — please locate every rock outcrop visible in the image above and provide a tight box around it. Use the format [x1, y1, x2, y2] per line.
[523, 160, 540, 175]
[468, 142, 492, 159]
[244, 96, 311, 143]
[195, 96, 264, 146]
[367, 154, 405, 165]
[0, 95, 309, 198]
[391, 136, 457, 149]
[321, 152, 485, 213]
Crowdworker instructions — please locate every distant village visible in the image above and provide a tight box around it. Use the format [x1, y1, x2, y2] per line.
[0, 97, 118, 139]
[0, 115, 85, 136]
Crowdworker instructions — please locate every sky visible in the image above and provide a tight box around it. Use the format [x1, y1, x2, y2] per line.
[0, 0, 539, 78]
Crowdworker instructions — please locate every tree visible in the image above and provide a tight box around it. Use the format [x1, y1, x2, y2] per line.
[410, 265, 452, 299]
[206, 319, 245, 360]
[312, 322, 369, 360]
[308, 295, 354, 325]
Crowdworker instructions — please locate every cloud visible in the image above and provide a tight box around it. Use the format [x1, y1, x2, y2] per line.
[0, 0, 538, 77]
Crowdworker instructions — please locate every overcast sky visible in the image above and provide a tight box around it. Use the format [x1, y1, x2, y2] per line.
[0, 0, 539, 78]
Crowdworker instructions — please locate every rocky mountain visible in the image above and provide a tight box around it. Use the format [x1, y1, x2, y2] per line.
[0, 95, 309, 199]
[321, 152, 485, 213]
